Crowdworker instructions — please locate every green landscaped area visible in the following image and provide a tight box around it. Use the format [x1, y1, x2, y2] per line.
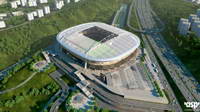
[128, 0, 139, 30]
[0, 0, 129, 70]
[0, 65, 58, 112]
[150, 0, 200, 82]
[1, 95, 51, 112]
[61, 75, 76, 86]
[0, 67, 34, 91]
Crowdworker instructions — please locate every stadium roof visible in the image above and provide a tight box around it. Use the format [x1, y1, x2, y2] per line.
[57, 22, 140, 62]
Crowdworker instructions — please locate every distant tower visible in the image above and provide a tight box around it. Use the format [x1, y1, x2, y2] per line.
[178, 18, 191, 36]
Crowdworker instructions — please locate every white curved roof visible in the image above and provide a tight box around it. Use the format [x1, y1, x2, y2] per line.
[57, 22, 140, 62]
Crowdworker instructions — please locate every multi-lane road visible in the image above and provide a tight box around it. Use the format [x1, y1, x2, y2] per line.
[134, 0, 200, 111]
[127, 0, 183, 111]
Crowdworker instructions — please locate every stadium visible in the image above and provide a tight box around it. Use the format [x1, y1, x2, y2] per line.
[56, 22, 140, 69]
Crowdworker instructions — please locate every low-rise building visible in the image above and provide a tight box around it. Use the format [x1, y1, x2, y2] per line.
[0, 21, 6, 28]
[12, 11, 24, 16]
[43, 6, 50, 14]
[27, 12, 34, 21]
[37, 9, 44, 17]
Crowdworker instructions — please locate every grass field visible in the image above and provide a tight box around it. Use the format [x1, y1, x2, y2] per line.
[150, 0, 200, 82]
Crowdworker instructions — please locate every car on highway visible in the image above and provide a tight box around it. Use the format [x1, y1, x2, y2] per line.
[152, 63, 156, 68]
[153, 68, 158, 73]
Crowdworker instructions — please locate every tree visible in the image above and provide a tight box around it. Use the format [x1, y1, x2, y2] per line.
[15, 95, 24, 103]
[4, 100, 15, 108]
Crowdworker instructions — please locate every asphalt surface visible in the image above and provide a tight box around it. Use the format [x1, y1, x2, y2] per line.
[50, 55, 174, 112]
[127, 0, 183, 111]
[40, 89, 62, 112]
[134, 0, 200, 111]
[49, 70, 70, 112]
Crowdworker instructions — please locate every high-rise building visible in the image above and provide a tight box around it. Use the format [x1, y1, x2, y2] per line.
[39, 0, 48, 4]
[196, 9, 200, 17]
[66, 0, 70, 3]
[27, 13, 34, 21]
[20, 0, 27, 6]
[32, 11, 38, 16]
[0, 21, 6, 28]
[43, 6, 50, 14]
[74, 0, 80, 2]
[28, 0, 37, 7]
[55, 0, 64, 9]
[178, 18, 191, 36]
[188, 14, 199, 23]
[16, 0, 21, 5]
[194, 25, 200, 37]
[37, 9, 44, 17]
[10, 1, 18, 8]
[191, 20, 200, 32]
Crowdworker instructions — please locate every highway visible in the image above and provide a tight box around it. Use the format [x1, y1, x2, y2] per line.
[134, 0, 200, 111]
[127, 0, 183, 111]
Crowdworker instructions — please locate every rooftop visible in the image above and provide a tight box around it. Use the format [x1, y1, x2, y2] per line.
[57, 22, 140, 62]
